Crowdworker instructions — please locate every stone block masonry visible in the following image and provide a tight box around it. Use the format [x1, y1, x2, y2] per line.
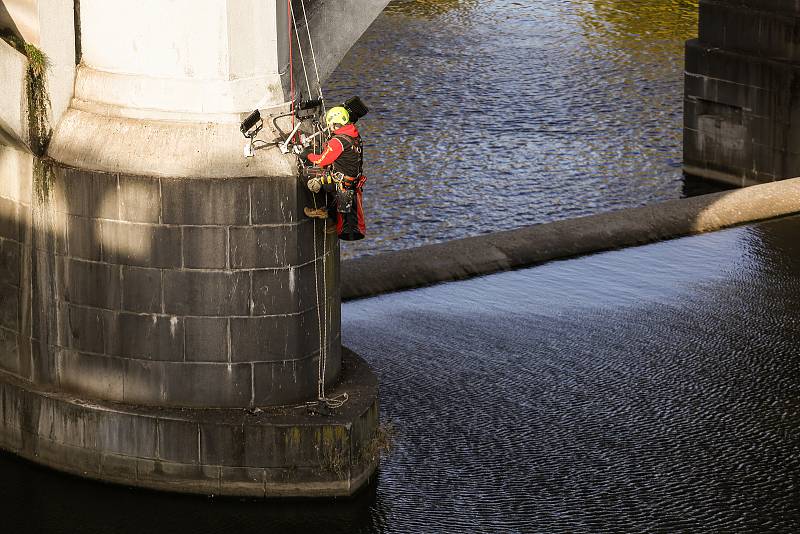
[0, 162, 342, 409]
[684, 0, 800, 185]
[0, 153, 379, 497]
[0, 348, 379, 498]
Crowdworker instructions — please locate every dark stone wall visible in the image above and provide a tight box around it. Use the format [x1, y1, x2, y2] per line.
[0, 163, 32, 383]
[0, 163, 341, 408]
[684, 0, 800, 185]
[0, 348, 379, 497]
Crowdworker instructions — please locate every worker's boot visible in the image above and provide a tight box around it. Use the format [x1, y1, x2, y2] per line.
[304, 206, 328, 219]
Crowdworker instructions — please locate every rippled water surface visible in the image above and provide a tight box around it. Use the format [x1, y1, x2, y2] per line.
[3, 215, 800, 533]
[328, 0, 701, 258]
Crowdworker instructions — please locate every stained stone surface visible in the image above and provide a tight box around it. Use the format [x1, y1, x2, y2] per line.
[684, 0, 800, 185]
[0, 348, 378, 498]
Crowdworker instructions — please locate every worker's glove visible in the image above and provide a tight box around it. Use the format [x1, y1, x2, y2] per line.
[307, 177, 322, 193]
[297, 146, 313, 162]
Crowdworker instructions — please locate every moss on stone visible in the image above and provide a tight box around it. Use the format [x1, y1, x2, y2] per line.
[359, 421, 396, 466]
[33, 157, 54, 204]
[24, 43, 52, 157]
[0, 31, 51, 155]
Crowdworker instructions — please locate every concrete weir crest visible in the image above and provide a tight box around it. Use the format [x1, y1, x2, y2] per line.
[0, 0, 389, 497]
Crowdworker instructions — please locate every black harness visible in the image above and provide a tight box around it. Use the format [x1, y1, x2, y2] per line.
[331, 133, 363, 179]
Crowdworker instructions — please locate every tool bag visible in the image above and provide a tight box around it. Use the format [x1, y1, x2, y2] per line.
[336, 175, 366, 241]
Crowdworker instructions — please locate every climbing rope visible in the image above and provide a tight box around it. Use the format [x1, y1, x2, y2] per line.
[289, 0, 313, 102]
[299, 0, 326, 115]
[287, 0, 295, 129]
[309, 192, 348, 410]
[289, 1, 347, 410]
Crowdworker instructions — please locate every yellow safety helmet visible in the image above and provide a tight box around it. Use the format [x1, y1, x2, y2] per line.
[325, 106, 350, 128]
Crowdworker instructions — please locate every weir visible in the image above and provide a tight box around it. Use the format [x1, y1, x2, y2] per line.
[0, 0, 388, 497]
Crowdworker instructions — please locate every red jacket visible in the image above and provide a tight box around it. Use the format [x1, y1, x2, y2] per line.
[307, 123, 360, 167]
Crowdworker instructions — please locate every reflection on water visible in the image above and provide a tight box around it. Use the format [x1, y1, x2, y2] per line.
[328, 0, 700, 258]
[384, 0, 477, 18]
[3, 216, 799, 533]
[582, 0, 699, 43]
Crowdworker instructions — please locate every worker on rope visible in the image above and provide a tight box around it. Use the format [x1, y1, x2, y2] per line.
[301, 106, 367, 241]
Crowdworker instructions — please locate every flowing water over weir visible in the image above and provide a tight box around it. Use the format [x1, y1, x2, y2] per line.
[2, 215, 799, 533]
[341, 216, 800, 532]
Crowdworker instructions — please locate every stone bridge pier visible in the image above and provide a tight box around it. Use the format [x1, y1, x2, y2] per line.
[0, 0, 388, 497]
[684, 0, 800, 186]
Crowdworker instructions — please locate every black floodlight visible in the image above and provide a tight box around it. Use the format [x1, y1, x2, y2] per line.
[343, 96, 369, 123]
[240, 109, 262, 138]
[299, 97, 323, 110]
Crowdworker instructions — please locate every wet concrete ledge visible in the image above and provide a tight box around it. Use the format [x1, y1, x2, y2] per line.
[0, 348, 379, 498]
[342, 178, 800, 300]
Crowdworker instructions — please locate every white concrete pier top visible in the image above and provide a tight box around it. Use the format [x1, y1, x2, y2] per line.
[45, 0, 389, 178]
[49, 0, 292, 177]
[77, 0, 288, 117]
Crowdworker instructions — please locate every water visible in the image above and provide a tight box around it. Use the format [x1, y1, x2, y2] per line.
[342, 217, 800, 532]
[3, 215, 799, 533]
[4, 2, 797, 532]
[327, 0, 702, 258]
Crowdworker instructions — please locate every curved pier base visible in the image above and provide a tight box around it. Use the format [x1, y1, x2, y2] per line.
[0, 348, 378, 498]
